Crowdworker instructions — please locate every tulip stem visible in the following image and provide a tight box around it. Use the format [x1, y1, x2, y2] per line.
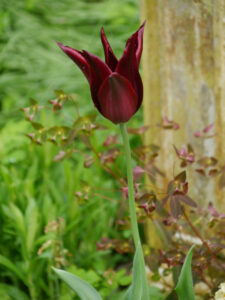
[120, 123, 140, 248]
[120, 123, 149, 298]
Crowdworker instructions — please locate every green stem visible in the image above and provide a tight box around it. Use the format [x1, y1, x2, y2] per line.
[120, 123, 149, 299]
[120, 123, 141, 248]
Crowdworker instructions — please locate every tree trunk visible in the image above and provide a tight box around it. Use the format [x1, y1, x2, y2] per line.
[140, 0, 225, 244]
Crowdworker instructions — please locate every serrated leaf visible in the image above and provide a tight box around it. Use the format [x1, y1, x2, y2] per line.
[175, 245, 195, 300]
[52, 268, 102, 300]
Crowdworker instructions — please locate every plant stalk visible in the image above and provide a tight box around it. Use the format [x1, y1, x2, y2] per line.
[120, 123, 149, 299]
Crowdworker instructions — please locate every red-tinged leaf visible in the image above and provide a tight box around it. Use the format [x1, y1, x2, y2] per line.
[194, 130, 201, 138]
[195, 169, 206, 176]
[203, 122, 214, 133]
[183, 182, 188, 194]
[174, 171, 186, 183]
[173, 122, 180, 130]
[103, 135, 118, 147]
[218, 172, 225, 189]
[31, 122, 44, 130]
[100, 148, 119, 164]
[34, 138, 42, 145]
[80, 123, 98, 134]
[197, 157, 218, 167]
[137, 192, 156, 203]
[170, 196, 182, 218]
[84, 156, 94, 168]
[54, 149, 74, 162]
[159, 117, 180, 130]
[133, 166, 145, 181]
[74, 191, 89, 204]
[208, 168, 219, 176]
[21, 107, 30, 114]
[48, 136, 57, 145]
[127, 126, 149, 135]
[180, 195, 197, 208]
[173, 145, 180, 157]
[167, 181, 177, 195]
[54, 89, 68, 102]
[26, 133, 35, 141]
[54, 89, 65, 96]
[208, 202, 220, 217]
[25, 114, 34, 122]
[180, 160, 187, 168]
[162, 195, 170, 206]
[187, 144, 194, 154]
[49, 99, 63, 111]
[29, 98, 38, 106]
[121, 187, 129, 198]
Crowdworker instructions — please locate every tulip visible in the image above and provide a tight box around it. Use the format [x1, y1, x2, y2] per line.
[57, 22, 145, 124]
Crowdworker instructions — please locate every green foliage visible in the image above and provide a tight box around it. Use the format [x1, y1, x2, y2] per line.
[130, 243, 149, 300]
[0, 0, 140, 293]
[175, 246, 195, 300]
[0, 0, 140, 120]
[53, 267, 103, 300]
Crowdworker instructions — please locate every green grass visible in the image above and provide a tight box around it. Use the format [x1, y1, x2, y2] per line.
[0, 0, 142, 298]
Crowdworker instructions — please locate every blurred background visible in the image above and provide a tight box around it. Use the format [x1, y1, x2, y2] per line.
[0, 1, 143, 299]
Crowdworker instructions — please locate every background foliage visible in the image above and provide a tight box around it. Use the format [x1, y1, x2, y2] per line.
[0, 0, 143, 299]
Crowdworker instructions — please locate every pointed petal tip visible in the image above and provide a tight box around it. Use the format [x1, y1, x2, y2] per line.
[141, 20, 146, 27]
[56, 41, 65, 50]
[100, 27, 105, 34]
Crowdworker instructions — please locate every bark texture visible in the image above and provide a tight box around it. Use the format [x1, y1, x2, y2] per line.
[140, 0, 225, 213]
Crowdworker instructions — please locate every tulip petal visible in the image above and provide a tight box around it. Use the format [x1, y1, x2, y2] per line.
[134, 21, 146, 67]
[97, 73, 138, 124]
[57, 42, 90, 81]
[81, 50, 112, 109]
[115, 31, 143, 110]
[100, 27, 118, 71]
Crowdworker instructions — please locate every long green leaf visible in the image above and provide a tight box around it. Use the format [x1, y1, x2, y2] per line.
[131, 243, 143, 300]
[130, 243, 149, 300]
[52, 267, 102, 300]
[0, 255, 27, 285]
[123, 285, 132, 300]
[175, 245, 195, 300]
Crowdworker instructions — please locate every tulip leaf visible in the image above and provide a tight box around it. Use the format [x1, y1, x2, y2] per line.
[175, 245, 195, 300]
[130, 244, 142, 300]
[130, 243, 149, 300]
[52, 268, 102, 300]
[123, 285, 132, 300]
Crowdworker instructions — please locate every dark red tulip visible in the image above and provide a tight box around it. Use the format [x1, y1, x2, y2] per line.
[57, 22, 145, 124]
